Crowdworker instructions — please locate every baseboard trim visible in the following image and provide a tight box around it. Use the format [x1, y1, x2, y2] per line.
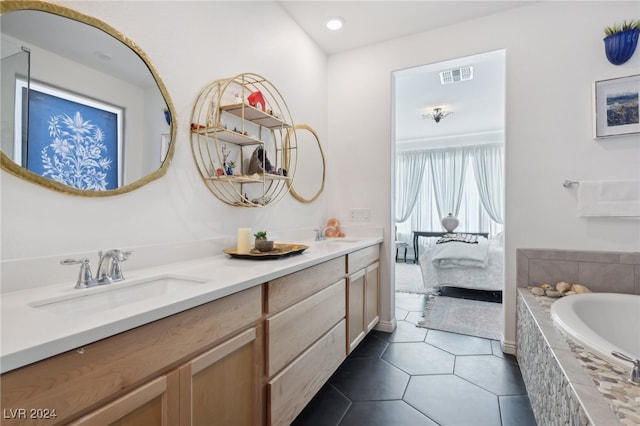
[374, 319, 396, 333]
[502, 339, 517, 355]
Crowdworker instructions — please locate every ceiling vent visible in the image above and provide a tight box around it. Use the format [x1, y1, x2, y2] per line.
[439, 66, 473, 84]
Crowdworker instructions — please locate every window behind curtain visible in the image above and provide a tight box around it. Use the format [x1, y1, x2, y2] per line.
[396, 154, 503, 244]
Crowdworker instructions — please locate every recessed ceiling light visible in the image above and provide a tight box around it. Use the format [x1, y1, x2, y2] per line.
[326, 17, 344, 31]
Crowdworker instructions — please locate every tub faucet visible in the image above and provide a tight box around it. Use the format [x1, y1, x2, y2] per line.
[612, 351, 640, 386]
[315, 225, 336, 241]
[96, 249, 133, 284]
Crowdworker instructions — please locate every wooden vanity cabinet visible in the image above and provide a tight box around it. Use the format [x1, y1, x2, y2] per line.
[0, 286, 263, 426]
[70, 370, 180, 425]
[346, 245, 380, 353]
[178, 326, 262, 426]
[265, 256, 347, 426]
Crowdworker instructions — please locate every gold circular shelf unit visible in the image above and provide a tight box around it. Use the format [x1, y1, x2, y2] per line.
[190, 73, 297, 207]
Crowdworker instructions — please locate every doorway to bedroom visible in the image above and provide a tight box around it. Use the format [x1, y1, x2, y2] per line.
[392, 49, 505, 340]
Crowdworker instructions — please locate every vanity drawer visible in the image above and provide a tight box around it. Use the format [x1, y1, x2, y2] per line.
[266, 256, 346, 313]
[347, 244, 379, 273]
[268, 319, 346, 426]
[0, 286, 262, 425]
[266, 279, 345, 377]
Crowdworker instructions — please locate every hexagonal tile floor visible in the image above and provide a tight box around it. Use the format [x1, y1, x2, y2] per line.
[292, 293, 537, 426]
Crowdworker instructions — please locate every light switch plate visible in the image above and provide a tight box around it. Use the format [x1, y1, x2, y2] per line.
[349, 208, 371, 222]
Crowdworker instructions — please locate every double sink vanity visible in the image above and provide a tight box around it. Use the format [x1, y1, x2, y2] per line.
[0, 234, 382, 425]
[0, 3, 381, 425]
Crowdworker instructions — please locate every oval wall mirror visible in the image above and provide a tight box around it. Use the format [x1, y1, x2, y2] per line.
[285, 124, 325, 203]
[0, 1, 176, 196]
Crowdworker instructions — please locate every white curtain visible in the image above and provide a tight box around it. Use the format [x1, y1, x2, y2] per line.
[471, 144, 504, 224]
[429, 148, 469, 220]
[395, 151, 429, 223]
[395, 145, 504, 247]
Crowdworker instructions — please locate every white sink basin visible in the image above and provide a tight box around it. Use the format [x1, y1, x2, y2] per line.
[31, 275, 207, 315]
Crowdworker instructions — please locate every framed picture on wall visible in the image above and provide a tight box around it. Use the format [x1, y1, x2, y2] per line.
[14, 79, 123, 190]
[594, 74, 640, 138]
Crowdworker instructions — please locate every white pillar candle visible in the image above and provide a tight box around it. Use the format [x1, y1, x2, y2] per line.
[237, 228, 252, 254]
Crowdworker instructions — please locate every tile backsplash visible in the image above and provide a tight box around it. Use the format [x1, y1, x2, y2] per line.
[516, 248, 640, 295]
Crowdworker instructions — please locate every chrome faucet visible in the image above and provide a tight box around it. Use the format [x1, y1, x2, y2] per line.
[315, 225, 336, 241]
[96, 249, 133, 284]
[61, 258, 98, 289]
[612, 351, 640, 386]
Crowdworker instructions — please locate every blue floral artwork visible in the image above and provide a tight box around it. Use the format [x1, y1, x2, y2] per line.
[26, 89, 120, 190]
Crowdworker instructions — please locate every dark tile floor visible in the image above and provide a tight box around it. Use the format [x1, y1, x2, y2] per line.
[292, 293, 537, 426]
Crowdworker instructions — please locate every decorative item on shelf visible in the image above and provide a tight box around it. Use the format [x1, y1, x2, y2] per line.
[422, 107, 453, 123]
[248, 91, 266, 111]
[251, 195, 272, 206]
[221, 144, 235, 175]
[603, 20, 640, 65]
[248, 146, 276, 174]
[441, 213, 459, 232]
[325, 218, 345, 237]
[253, 231, 274, 252]
[225, 161, 235, 175]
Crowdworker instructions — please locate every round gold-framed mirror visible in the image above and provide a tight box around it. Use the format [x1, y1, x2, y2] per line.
[285, 124, 325, 203]
[0, 1, 176, 196]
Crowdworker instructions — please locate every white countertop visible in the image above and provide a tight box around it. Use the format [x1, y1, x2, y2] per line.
[0, 236, 382, 374]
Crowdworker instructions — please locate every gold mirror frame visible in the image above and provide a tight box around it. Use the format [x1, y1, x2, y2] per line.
[285, 124, 325, 203]
[0, 1, 177, 197]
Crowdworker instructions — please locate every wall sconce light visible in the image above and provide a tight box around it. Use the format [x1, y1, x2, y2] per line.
[422, 107, 453, 123]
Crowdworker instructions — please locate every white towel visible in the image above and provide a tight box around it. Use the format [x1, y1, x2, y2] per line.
[577, 180, 640, 217]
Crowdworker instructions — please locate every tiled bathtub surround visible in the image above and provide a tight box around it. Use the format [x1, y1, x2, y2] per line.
[517, 291, 616, 425]
[517, 290, 639, 425]
[516, 249, 640, 295]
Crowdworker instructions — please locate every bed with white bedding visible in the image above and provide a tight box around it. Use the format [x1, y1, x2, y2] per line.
[418, 233, 504, 292]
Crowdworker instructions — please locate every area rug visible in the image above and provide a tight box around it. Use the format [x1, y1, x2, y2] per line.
[417, 295, 503, 340]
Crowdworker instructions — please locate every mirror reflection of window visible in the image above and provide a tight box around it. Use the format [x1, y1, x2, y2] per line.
[0, 4, 175, 196]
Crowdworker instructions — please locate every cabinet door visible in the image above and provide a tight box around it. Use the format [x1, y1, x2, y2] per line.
[179, 328, 261, 426]
[347, 269, 366, 353]
[365, 262, 380, 332]
[71, 370, 179, 426]
[268, 320, 346, 426]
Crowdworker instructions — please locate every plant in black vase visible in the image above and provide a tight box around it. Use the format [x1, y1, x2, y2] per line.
[254, 231, 274, 252]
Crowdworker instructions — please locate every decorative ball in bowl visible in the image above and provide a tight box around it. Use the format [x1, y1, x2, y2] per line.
[254, 239, 274, 252]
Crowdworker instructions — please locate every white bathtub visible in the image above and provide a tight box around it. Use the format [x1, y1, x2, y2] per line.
[550, 293, 640, 368]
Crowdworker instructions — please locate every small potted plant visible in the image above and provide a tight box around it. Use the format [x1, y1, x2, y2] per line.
[254, 231, 274, 252]
[603, 20, 640, 65]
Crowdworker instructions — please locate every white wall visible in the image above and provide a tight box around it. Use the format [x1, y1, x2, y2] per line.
[327, 1, 640, 348]
[1, 2, 328, 262]
[3, 1, 639, 347]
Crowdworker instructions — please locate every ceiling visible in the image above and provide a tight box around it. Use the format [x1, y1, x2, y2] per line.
[393, 50, 505, 149]
[1, 9, 155, 88]
[277, 1, 530, 56]
[3, 2, 527, 148]
[278, 1, 526, 148]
